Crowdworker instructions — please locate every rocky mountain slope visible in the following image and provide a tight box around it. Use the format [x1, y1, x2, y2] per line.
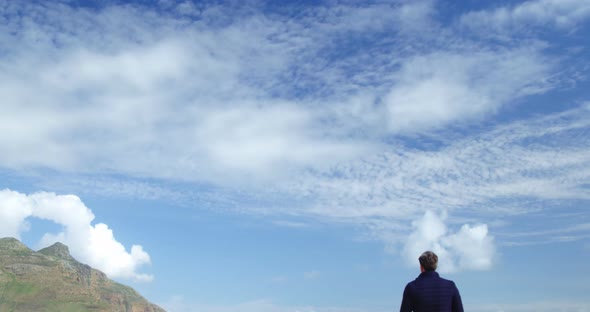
[0, 237, 165, 312]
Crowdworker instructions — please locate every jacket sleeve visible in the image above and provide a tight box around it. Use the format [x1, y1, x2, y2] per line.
[400, 284, 413, 312]
[451, 282, 464, 312]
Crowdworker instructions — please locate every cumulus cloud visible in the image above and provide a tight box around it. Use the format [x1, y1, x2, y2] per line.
[0, 189, 152, 282]
[403, 210, 495, 273]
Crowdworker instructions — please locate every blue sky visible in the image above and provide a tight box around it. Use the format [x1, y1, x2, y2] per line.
[1, 0, 589, 311]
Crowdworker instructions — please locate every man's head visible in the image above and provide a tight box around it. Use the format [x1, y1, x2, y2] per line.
[419, 251, 438, 272]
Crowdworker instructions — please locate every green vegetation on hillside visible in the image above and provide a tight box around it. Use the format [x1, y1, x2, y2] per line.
[0, 237, 164, 312]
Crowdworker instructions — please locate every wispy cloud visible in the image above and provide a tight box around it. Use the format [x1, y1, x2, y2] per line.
[1, 0, 589, 273]
[0, 0, 568, 185]
[460, 0, 590, 32]
[499, 221, 590, 246]
[1, 1, 392, 184]
[272, 104, 590, 253]
[383, 48, 552, 133]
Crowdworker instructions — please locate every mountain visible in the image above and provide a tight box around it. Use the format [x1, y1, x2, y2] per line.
[0, 237, 165, 312]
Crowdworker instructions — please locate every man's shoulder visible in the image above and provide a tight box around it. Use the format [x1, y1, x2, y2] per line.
[438, 276, 457, 286]
[440, 277, 457, 288]
[410, 272, 457, 287]
[404, 277, 419, 290]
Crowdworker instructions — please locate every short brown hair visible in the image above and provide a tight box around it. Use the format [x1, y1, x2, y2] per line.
[419, 251, 438, 271]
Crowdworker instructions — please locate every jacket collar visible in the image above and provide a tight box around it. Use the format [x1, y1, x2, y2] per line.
[418, 271, 439, 279]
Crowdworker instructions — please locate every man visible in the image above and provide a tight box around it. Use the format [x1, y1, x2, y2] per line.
[400, 251, 464, 312]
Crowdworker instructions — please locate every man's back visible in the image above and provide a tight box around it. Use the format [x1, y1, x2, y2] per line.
[400, 271, 463, 312]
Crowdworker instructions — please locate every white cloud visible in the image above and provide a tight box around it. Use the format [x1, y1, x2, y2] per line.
[0, 0, 588, 278]
[402, 210, 495, 273]
[0, 0, 569, 190]
[272, 220, 310, 229]
[498, 222, 590, 246]
[384, 50, 551, 133]
[0, 0, 562, 182]
[194, 105, 366, 179]
[278, 104, 590, 223]
[0, 190, 33, 238]
[0, 189, 152, 282]
[0, 1, 383, 185]
[461, 0, 590, 31]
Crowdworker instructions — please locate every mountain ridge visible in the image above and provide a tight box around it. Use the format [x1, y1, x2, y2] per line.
[0, 237, 165, 312]
[38, 242, 75, 262]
